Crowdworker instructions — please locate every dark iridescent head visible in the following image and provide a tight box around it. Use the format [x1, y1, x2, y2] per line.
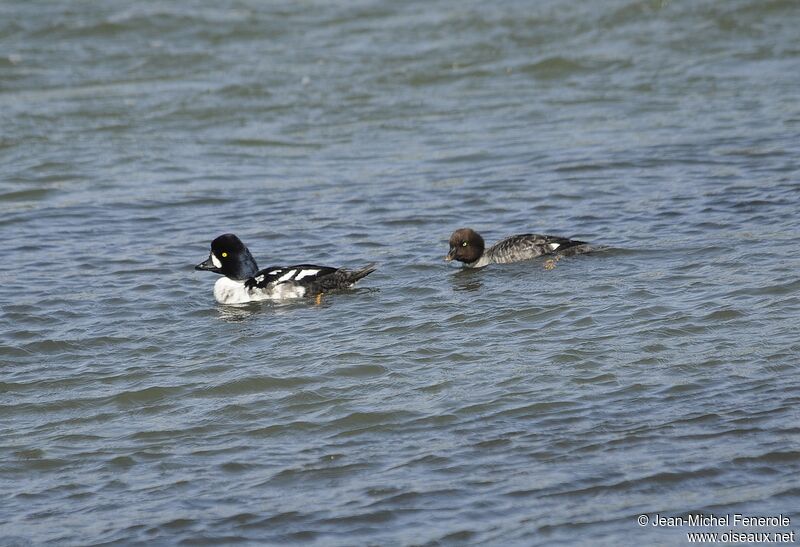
[446, 228, 485, 264]
[195, 233, 259, 280]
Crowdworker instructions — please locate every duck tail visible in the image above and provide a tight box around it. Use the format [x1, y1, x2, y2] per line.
[347, 263, 377, 284]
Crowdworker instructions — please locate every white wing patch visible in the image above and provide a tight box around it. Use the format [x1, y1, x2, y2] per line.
[277, 270, 296, 283]
[268, 270, 280, 275]
[211, 254, 222, 268]
[548, 243, 560, 251]
[295, 269, 320, 281]
[255, 274, 265, 283]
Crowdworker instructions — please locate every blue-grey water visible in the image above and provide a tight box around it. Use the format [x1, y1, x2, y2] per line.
[2, 0, 799, 545]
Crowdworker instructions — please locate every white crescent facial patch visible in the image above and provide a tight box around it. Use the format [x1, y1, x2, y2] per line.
[211, 254, 223, 268]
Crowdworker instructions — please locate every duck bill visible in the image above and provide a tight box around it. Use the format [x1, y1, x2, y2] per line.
[445, 248, 456, 262]
[195, 254, 221, 272]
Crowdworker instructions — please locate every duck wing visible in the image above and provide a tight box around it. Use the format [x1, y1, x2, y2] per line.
[488, 234, 587, 263]
[244, 265, 338, 290]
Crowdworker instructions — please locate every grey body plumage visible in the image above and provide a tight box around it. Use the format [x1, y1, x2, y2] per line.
[486, 234, 590, 263]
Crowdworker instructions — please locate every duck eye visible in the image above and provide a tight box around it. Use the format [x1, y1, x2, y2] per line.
[462, 241, 468, 247]
[221, 252, 228, 258]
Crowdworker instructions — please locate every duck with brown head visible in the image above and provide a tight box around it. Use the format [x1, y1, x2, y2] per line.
[445, 227, 592, 268]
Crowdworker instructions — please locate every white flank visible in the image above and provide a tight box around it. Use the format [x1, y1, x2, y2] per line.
[270, 284, 306, 299]
[211, 254, 223, 268]
[295, 269, 320, 281]
[213, 274, 308, 304]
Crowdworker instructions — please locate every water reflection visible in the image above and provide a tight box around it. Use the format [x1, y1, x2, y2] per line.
[213, 288, 379, 321]
[449, 268, 484, 292]
[215, 302, 264, 322]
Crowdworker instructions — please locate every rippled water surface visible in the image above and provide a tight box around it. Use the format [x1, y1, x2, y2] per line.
[2, 0, 799, 544]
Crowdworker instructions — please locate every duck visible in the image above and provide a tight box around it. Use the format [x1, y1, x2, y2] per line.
[195, 233, 375, 304]
[445, 227, 592, 268]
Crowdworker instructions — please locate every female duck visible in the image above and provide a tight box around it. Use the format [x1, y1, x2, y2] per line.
[445, 227, 591, 268]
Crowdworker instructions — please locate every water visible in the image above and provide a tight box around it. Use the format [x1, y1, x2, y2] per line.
[2, 0, 799, 544]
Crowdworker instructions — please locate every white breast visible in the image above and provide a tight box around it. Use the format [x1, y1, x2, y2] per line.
[213, 277, 251, 304]
[465, 255, 492, 268]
